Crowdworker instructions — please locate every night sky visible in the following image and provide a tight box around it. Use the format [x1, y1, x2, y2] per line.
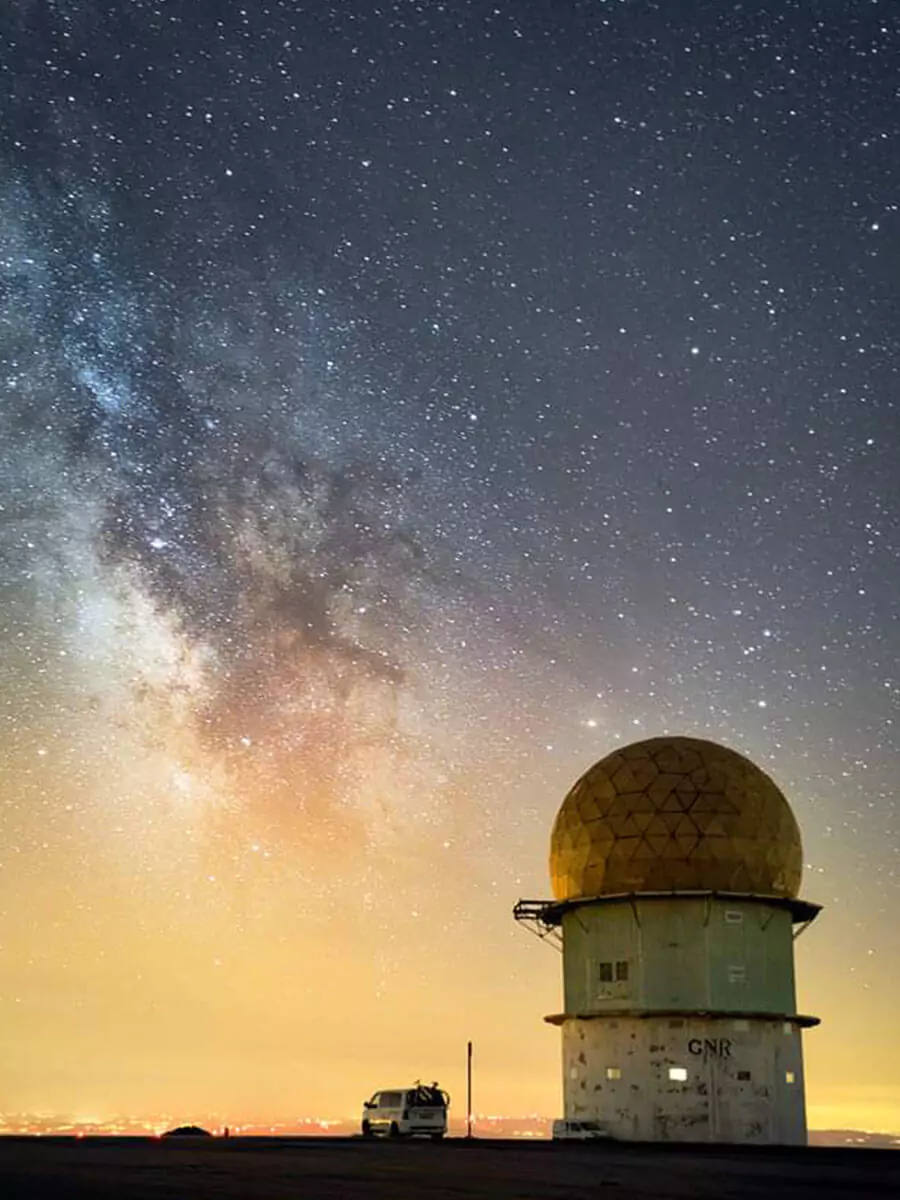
[1, 0, 898, 1130]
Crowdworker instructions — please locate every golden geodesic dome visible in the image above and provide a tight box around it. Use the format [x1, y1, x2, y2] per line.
[550, 737, 802, 902]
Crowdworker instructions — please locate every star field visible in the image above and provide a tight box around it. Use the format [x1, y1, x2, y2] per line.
[0, 0, 898, 1128]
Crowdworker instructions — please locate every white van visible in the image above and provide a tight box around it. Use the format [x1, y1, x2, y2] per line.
[552, 1118, 610, 1141]
[361, 1084, 449, 1140]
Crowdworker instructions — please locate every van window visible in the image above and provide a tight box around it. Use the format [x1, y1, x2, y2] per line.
[380, 1092, 402, 1107]
[410, 1084, 448, 1107]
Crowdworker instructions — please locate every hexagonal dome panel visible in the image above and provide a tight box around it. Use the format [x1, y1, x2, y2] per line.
[549, 737, 803, 901]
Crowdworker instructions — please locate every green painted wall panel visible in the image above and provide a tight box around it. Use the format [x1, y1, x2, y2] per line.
[562, 898, 797, 1016]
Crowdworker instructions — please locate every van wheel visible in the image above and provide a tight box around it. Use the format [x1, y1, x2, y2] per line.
[431, 1133, 444, 1142]
[361, 1121, 372, 1139]
[388, 1122, 400, 1139]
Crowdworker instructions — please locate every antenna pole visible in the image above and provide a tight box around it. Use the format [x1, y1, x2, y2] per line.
[466, 1040, 473, 1139]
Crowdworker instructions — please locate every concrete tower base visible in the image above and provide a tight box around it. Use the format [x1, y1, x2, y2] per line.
[558, 1013, 809, 1144]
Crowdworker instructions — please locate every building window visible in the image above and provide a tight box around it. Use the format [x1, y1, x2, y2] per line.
[737, 1071, 752, 1081]
[785, 1071, 796, 1084]
[783, 1022, 793, 1035]
[725, 910, 744, 925]
[668, 1019, 684, 1029]
[598, 962, 613, 982]
[569, 1067, 579, 1080]
[606, 1067, 622, 1080]
[732, 1019, 749, 1032]
[728, 965, 747, 984]
[615, 960, 629, 982]
[668, 1067, 688, 1082]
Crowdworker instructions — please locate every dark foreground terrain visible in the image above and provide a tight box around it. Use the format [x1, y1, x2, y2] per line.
[1, 1136, 897, 1199]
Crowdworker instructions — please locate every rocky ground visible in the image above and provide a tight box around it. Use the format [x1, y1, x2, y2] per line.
[0, 1136, 897, 1199]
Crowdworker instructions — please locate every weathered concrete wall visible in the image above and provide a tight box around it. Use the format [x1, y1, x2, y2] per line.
[562, 897, 797, 1016]
[562, 1014, 807, 1144]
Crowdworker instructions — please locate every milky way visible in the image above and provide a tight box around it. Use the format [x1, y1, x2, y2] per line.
[1, 0, 898, 1126]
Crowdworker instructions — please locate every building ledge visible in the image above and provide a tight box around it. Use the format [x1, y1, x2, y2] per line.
[514, 890, 821, 927]
[543, 1008, 820, 1029]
